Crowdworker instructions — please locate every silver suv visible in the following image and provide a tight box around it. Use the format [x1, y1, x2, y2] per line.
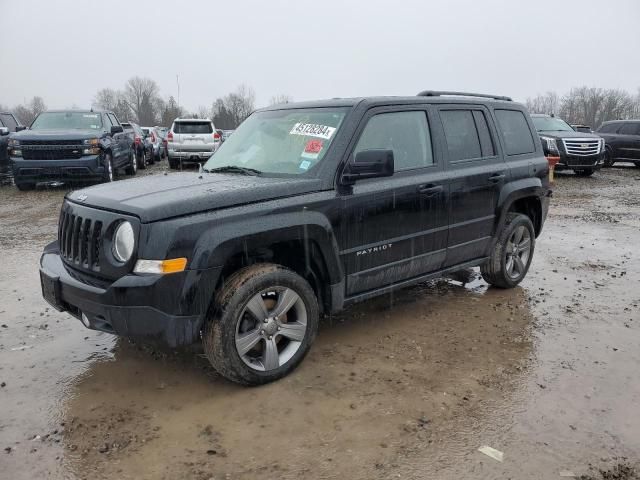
[167, 118, 220, 169]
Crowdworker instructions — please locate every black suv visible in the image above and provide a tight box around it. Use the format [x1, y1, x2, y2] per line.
[595, 120, 640, 168]
[9, 110, 137, 190]
[39, 92, 551, 385]
[0, 111, 24, 181]
[531, 114, 605, 176]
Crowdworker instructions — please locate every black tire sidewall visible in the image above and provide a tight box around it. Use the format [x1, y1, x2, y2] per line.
[103, 153, 114, 182]
[496, 214, 535, 288]
[204, 265, 319, 385]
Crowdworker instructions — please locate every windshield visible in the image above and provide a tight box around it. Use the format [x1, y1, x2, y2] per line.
[532, 116, 574, 132]
[30, 112, 103, 130]
[204, 108, 347, 175]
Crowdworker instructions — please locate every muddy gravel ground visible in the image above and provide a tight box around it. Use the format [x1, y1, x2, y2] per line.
[1, 162, 640, 479]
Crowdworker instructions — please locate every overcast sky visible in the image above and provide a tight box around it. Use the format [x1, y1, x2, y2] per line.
[2, 0, 639, 110]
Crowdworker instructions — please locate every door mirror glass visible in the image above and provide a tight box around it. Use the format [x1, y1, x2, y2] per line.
[0, 127, 9, 136]
[110, 125, 123, 135]
[15, 125, 26, 132]
[343, 149, 394, 184]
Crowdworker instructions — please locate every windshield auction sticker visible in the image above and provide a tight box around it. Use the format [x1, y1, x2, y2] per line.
[290, 123, 336, 140]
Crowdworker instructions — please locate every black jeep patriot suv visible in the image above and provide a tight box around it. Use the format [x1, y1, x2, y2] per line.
[9, 110, 137, 190]
[39, 92, 551, 385]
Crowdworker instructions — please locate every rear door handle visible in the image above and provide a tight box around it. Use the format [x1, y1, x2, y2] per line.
[417, 184, 443, 196]
[488, 173, 506, 183]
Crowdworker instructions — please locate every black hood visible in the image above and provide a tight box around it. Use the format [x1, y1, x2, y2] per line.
[536, 129, 601, 140]
[67, 172, 323, 222]
[11, 129, 104, 141]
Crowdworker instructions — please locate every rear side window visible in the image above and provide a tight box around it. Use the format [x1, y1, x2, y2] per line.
[174, 121, 213, 134]
[354, 111, 433, 171]
[440, 110, 482, 161]
[620, 123, 640, 135]
[103, 114, 113, 127]
[494, 109, 536, 156]
[597, 123, 620, 134]
[0, 113, 18, 132]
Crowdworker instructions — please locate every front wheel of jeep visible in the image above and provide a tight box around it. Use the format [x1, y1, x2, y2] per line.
[481, 213, 535, 289]
[203, 264, 319, 385]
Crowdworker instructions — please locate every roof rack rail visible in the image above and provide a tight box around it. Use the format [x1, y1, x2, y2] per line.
[416, 90, 513, 102]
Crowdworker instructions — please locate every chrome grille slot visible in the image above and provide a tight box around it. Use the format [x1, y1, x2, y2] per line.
[562, 139, 601, 156]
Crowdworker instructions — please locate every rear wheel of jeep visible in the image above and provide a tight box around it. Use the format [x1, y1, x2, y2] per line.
[481, 213, 535, 289]
[574, 168, 594, 177]
[203, 264, 319, 385]
[16, 182, 36, 191]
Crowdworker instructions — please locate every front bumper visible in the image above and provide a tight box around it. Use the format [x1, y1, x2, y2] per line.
[12, 155, 105, 184]
[167, 150, 214, 162]
[39, 242, 222, 347]
[556, 151, 605, 170]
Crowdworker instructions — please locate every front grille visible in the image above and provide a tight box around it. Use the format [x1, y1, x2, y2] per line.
[59, 210, 103, 271]
[562, 139, 601, 156]
[21, 143, 85, 160]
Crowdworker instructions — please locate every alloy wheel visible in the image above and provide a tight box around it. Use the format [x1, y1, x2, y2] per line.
[505, 225, 531, 280]
[235, 287, 308, 372]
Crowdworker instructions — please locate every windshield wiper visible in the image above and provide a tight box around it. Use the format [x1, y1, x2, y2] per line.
[203, 165, 262, 176]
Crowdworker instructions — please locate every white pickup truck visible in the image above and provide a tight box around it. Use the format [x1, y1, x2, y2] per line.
[167, 118, 221, 169]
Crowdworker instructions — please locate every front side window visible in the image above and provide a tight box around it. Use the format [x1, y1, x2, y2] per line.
[620, 123, 639, 135]
[441, 110, 482, 161]
[0, 113, 18, 131]
[597, 123, 620, 134]
[31, 112, 103, 130]
[495, 109, 536, 156]
[354, 111, 433, 171]
[204, 108, 347, 175]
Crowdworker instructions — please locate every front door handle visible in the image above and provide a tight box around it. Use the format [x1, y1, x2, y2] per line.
[488, 173, 506, 183]
[417, 184, 443, 196]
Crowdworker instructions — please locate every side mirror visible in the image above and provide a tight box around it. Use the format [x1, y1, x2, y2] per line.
[343, 149, 394, 184]
[110, 125, 123, 135]
[0, 127, 9, 136]
[15, 125, 26, 132]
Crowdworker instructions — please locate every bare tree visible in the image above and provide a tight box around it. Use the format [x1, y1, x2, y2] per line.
[12, 96, 47, 125]
[224, 84, 256, 128]
[123, 77, 160, 125]
[269, 94, 293, 106]
[525, 91, 559, 115]
[159, 96, 183, 127]
[94, 88, 131, 121]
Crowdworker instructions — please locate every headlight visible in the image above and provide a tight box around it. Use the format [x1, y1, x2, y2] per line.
[600, 138, 606, 152]
[112, 221, 135, 263]
[10, 149, 22, 157]
[83, 138, 100, 146]
[82, 147, 101, 155]
[8, 139, 20, 147]
[539, 136, 559, 155]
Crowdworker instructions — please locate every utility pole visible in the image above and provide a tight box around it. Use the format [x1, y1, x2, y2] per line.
[176, 75, 180, 110]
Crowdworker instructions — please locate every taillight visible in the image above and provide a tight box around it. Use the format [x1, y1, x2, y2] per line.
[151, 132, 156, 142]
[213, 132, 221, 141]
[167, 132, 173, 141]
[134, 137, 141, 145]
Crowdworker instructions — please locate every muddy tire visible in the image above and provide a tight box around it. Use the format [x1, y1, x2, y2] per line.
[15, 182, 35, 191]
[147, 149, 155, 165]
[137, 150, 147, 170]
[124, 150, 137, 176]
[575, 169, 594, 177]
[168, 157, 180, 170]
[481, 213, 535, 289]
[603, 148, 614, 167]
[203, 264, 319, 386]
[634, 162, 640, 169]
[102, 153, 114, 183]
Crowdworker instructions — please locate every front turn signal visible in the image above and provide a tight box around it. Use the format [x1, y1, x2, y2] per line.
[134, 258, 188, 274]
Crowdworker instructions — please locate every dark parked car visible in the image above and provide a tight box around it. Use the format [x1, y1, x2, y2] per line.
[531, 114, 605, 176]
[122, 122, 153, 169]
[596, 120, 640, 168]
[142, 126, 165, 162]
[40, 91, 550, 385]
[0, 111, 23, 182]
[9, 110, 136, 190]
